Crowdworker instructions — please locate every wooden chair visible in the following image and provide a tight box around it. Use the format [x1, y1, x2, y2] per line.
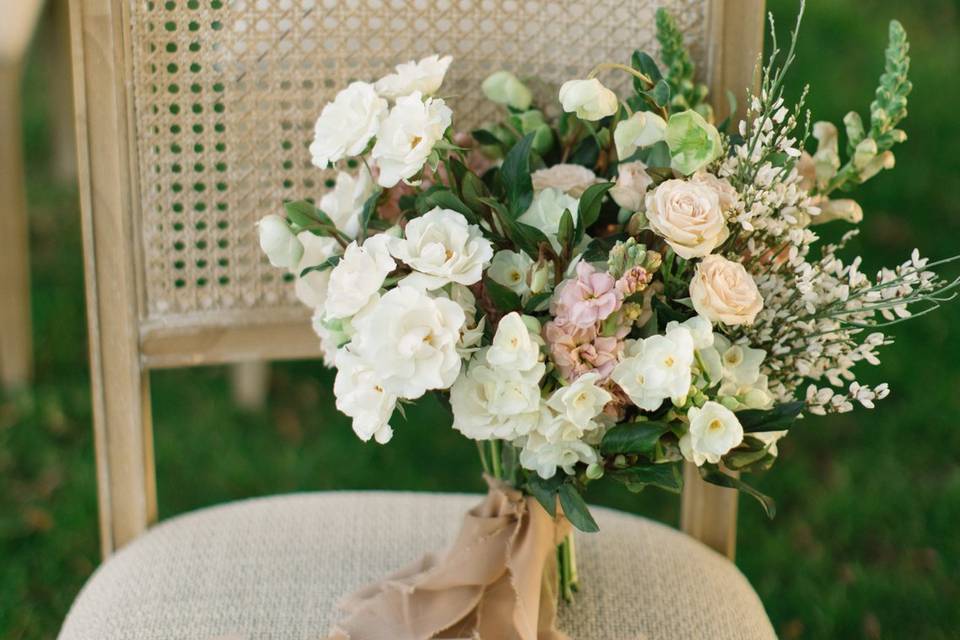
[60, 1, 772, 637]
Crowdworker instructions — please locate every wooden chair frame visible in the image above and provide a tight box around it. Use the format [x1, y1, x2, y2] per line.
[69, 0, 765, 559]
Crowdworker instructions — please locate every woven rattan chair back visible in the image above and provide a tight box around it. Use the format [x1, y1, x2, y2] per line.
[69, 0, 764, 557]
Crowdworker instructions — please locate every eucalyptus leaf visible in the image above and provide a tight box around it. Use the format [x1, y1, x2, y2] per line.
[558, 483, 599, 533]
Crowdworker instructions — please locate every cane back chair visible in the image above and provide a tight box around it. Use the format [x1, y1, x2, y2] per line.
[62, 0, 772, 637]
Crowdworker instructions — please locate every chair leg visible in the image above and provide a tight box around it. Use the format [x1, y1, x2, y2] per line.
[680, 462, 739, 560]
[43, 0, 77, 183]
[230, 361, 270, 410]
[0, 61, 33, 389]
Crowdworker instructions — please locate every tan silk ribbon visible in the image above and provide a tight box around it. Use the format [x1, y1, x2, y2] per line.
[323, 477, 572, 640]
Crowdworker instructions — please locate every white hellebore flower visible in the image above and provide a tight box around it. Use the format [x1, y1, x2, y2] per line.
[319, 169, 376, 239]
[350, 286, 465, 399]
[609, 161, 654, 212]
[374, 54, 453, 99]
[520, 430, 599, 480]
[481, 70, 533, 111]
[325, 234, 396, 320]
[558, 78, 619, 121]
[486, 312, 541, 372]
[294, 232, 341, 310]
[645, 178, 729, 259]
[517, 187, 580, 251]
[611, 324, 695, 411]
[309, 82, 387, 168]
[449, 355, 545, 441]
[333, 347, 397, 444]
[258, 214, 303, 269]
[390, 208, 494, 290]
[531, 164, 599, 197]
[488, 250, 534, 296]
[689, 255, 764, 326]
[371, 91, 453, 188]
[679, 401, 744, 466]
[614, 111, 667, 159]
[545, 372, 611, 432]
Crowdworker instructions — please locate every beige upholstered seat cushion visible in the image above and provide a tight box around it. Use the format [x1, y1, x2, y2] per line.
[59, 492, 775, 640]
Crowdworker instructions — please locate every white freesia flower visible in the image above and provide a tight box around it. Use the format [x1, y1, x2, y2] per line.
[519, 430, 599, 479]
[390, 208, 493, 290]
[449, 355, 545, 441]
[481, 70, 533, 111]
[371, 92, 453, 188]
[545, 372, 611, 430]
[517, 187, 580, 251]
[325, 235, 396, 320]
[486, 312, 541, 372]
[374, 54, 453, 99]
[712, 334, 766, 387]
[667, 315, 714, 351]
[309, 82, 387, 168]
[611, 324, 695, 411]
[258, 214, 303, 269]
[679, 401, 744, 466]
[609, 160, 653, 211]
[614, 111, 667, 159]
[645, 178, 729, 259]
[350, 286, 465, 398]
[333, 347, 397, 444]
[531, 164, 598, 197]
[488, 250, 534, 296]
[319, 169, 376, 239]
[294, 232, 341, 310]
[558, 78, 618, 121]
[689, 255, 764, 326]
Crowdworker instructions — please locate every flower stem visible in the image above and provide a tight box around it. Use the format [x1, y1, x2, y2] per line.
[476, 441, 491, 476]
[557, 534, 579, 602]
[587, 62, 654, 88]
[489, 440, 503, 480]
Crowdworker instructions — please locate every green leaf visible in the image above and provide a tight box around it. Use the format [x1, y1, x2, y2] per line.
[600, 421, 670, 455]
[299, 254, 342, 277]
[418, 188, 477, 224]
[460, 172, 492, 218]
[285, 200, 333, 228]
[501, 133, 536, 217]
[568, 135, 599, 168]
[581, 235, 621, 263]
[700, 468, 776, 519]
[557, 209, 575, 250]
[641, 140, 672, 169]
[735, 401, 805, 432]
[610, 462, 683, 493]
[524, 291, 553, 313]
[558, 484, 599, 532]
[575, 182, 614, 241]
[630, 50, 662, 93]
[483, 276, 521, 312]
[649, 79, 671, 108]
[472, 128, 503, 147]
[358, 189, 382, 241]
[525, 474, 564, 517]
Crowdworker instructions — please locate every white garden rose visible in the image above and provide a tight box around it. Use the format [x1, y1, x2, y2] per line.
[609, 161, 653, 211]
[257, 214, 303, 269]
[689, 255, 764, 326]
[611, 324, 695, 411]
[325, 235, 395, 320]
[531, 164, 599, 197]
[449, 356, 544, 441]
[486, 312, 541, 372]
[614, 111, 667, 159]
[519, 430, 599, 479]
[443, 284, 485, 357]
[545, 372, 611, 430]
[309, 82, 387, 168]
[517, 188, 580, 251]
[294, 232, 341, 310]
[333, 347, 397, 444]
[350, 286, 465, 398]
[390, 208, 494, 290]
[319, 169, 376, 239]
[679, 401, 744, 466]
[374, 54, 453, 99]
[371, 92, 453, 188]
[645, 178, 729, 259]
[558, 78, 618, 121]
[488, 250, 534, 296]
[481, 70, 533, 111]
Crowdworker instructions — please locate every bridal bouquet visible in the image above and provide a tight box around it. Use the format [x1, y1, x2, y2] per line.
[258, 5, 955, 632]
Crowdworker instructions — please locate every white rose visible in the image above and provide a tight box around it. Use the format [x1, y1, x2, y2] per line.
[614, 111, 667, 159]
[489, 251, 534, 298]
[294, 232, 341, 309]
[258, 214, 303, 269]
[689, 255, 764, 326]
[309, 82, 387, 168]
[374, 54, 453, 99]
[517, 187, 580, 251]
[609, 160, 653, 211]
[691, 171, 739, 213]
[486, 312, 542, 372]
[545, 372, 611, 430]
[371, 92, 453, 188]
[350, 286, 465, 398]
[519, 430, 598, 479]
[558, 78, 619, 121]
[390, 208, 493, 290]
[333, 347, 397, 444]
[440, 284, 485, 357]
[481, 70, 533, 111]
[319, 169, 376, 239]
[645, 178, 729, 259]
[531, 164, 599, 197]
[450, 357, 544, 441]
[679, 401, 744, 466]
[325, 235, 396, 320]
[611, 324, 695, 411]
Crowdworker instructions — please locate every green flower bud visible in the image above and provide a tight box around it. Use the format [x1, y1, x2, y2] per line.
[482, 70, 533, 111]
[585, 462, 605, 480]
[664, 109, 722, 175]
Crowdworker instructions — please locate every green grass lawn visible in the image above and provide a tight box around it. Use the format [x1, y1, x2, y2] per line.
[2, 1, 959, 638]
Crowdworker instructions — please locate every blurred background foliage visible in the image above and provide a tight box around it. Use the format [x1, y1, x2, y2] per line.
[2, 1, 959, 638]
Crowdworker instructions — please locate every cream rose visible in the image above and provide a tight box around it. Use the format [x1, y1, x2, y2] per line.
[690, 171, 739, 213]
[689, 255, 764, 326]
[645, 178, 729, 259]
[531, 164, 598, 197]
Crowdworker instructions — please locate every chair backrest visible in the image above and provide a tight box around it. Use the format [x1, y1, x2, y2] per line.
[69, 0, 764, 558]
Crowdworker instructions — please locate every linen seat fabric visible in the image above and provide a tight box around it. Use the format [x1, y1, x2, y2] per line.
[59, 492, 775, 640]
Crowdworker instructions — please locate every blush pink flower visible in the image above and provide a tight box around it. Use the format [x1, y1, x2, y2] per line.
[615, 265, 652, 298]
[552, 262, 623, 329]
[544, 320, 624, 381]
